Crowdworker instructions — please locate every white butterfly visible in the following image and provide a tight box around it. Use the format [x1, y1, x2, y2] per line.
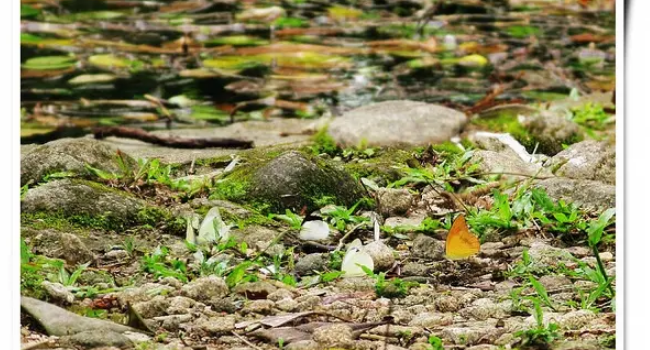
[341, 239, 374, 277]
[299, 220, 331, 241]
[197, 207, 232, 244]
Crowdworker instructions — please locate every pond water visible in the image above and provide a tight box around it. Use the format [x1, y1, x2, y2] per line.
[20, 0, 615, 140]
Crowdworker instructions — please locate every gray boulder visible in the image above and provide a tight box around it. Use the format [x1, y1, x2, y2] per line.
[21, 138, 132, 186]
[327, 101, 467, 147]
[470, 150, 552, 180]
[21, 296, 140, 336]
[535, 178, 615, 209]
[548, 140, 615, 184]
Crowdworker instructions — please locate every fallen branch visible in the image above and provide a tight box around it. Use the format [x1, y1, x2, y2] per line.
[93, 126, 254, 149]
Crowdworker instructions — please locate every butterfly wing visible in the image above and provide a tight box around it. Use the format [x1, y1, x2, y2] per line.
[445, 214, 480, 260]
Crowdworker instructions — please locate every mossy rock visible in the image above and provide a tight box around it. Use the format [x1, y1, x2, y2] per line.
[21, 138, 134, 186]
[212, 150, 366, 213]
[21, 179, 183, 233]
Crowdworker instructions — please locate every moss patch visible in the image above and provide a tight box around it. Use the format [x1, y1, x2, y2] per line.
[471, 113, 540, 153]
[210, 149, 365, 214]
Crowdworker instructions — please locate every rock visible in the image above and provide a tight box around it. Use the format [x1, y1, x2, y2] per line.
[181, 276, 229, 303]
[29, 230, 94, 265]
[267, 288, 294, 302]
[20, 138, 132, 187]
[441, 326, 504, 346]
[133, 295, 170, 319]
[384, 216, 425, 229]
[104, 249, 129, 262]
[327, 100, 468, 147]
[21, 179, 146, 224]
[294, 253, 328, 276]
[548, 140, 615, 184]
[377, 188, 413, 217]
[222, 151, 365, 213]
[363, 241, 396, 271]
[233, 281, 277, 299]
[159, 277, 183, 289]
[231, 226, 280, 247]
[469, 132, 544, 163]
[459, 299, 510, 321]
[535, 178, 615, 209]
[551, 339, 601, 350]
[117, 283, 176, 306]
[285, 340, 320, 350]
[538, 275, 573, 291]
[312, 323, 354, 348]
[408, 312, 453, 328]
[276, 298, 299, 312]
[411, 234, 445, 260]
[242, 300, 275, 315]
[21, 297, 139, 336]
[470, 150, 551, 180]
[519, 111, 583, 156]
[369, 325, 424, 337]
[196, 316, 236, 334]
[41, 282, 75, 304]
[434, 295, 460, 313]
[60, 330, 134, 349]
[526, 241, 576, 272]
[166, 296, 195, 315]
[401, 262, 431, 276]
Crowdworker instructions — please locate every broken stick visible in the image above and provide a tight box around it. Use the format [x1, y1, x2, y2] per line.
[93, 126, 254, 149]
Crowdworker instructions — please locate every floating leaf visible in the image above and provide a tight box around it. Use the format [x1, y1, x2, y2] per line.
[458, 54, 489, 68]
[22, 56, 77, 71]
[68, 74, 117, 85]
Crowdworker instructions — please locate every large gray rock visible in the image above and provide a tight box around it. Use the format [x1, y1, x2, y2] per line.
[535, 178, 615, 209]
[21, 179, 145, 224]
[327, 101, 468, 147]
[548, 140, 615, 185]
[21, 296, 140, 336]
[21, 138, 131, 186]
[470, 150, 552, 180]
[224, 151, 365, 213]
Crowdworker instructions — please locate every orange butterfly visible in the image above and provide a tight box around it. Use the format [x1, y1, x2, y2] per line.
[445, 214, 480, 260]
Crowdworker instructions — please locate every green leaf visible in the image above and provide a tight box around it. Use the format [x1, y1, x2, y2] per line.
[529, 276, 555, 310]
[321, 271, 343, 283]
[587, 208, 615, 246]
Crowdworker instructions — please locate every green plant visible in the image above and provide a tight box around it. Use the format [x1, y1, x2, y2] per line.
[426, 335, 444, 350]
[321, 200, 368, 230]
[514, 299, 561, 347]
[570, 103, 613, 132]
[268, 209, 303, 230]
[362, 267, 417, 298]
[141, 246, 189, 283]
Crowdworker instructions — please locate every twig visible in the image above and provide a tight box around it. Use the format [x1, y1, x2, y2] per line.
[334, 223, 368, 252]
[93, 126, 254, 149]
[230, 331, 264, 350]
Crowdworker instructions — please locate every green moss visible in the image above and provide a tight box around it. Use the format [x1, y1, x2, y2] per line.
[21, 205, 184, 235]
[342, 148, 414, 181]
[471, 113, 538, 152]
